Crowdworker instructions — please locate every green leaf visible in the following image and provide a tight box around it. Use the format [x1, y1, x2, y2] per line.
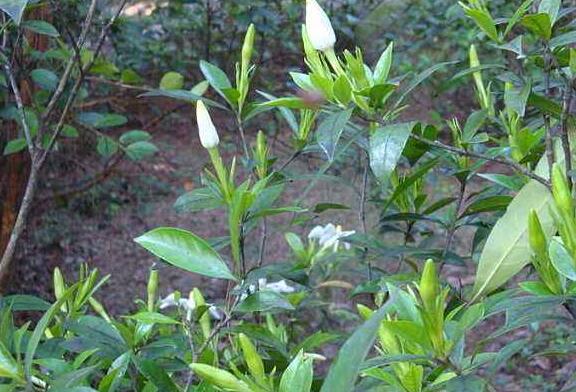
[461, 6, 499, 42]
[140, 89, 227, 110]
[369, 122, 416, 188]
[30, 68, 58, 91]
[0, 0, 29, 25]
[443, 375, 486, 391]
[316, 109, 353, 162]
[504, 0, 534, 38]
[259, 97, 307, 109]
[159, 72, 184, 90]
[471, 158, 555, 301]
[550, 31, 576, 49]
[61, 125, 79, 138]
[320, 299, 394, 392]
[235, 291, 295, 313]
[538, 0, 560, 26]
[519, 281, 554, 296]
[21, 20, 59, 37]
[200, 60, 236, 106]
[313, 203, 350, 213]
[125, 141, 158, 161]
[373, 42, 394, 84]
[134, 227, 236, 280]
[0, 341, 21, 380]
[521, 13, 552, 40]
[134, 358, 180, 392]
[174, 188, 223, 213]
[279, 352, 313, 392]
[3, 138, 26, 155]
[549, 239, 576, 281]
[25, 285, 77, 381]
[96, 136, 118, 158]
[333, 75, 352, 105]
[126, 312, 180, 325]
[77, 112, 127, 128]
[119, 130, 151, 145]
[1, 295, 50, 311]
[461, 195, 512, 217]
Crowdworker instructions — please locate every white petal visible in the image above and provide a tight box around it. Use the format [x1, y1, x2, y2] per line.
[196, 101, 220, 149]
[306, 0, 336, 51]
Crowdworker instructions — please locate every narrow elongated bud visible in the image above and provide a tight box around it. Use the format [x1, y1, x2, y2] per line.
[53, 267, 65, 301]
[552, 163, 573, 213]
[305, 0, 336, 51]
[238, 333, 265, 382]
[190, 363, 252, 392]
[528, 210, 547, 256]
[147, 269, 158, 312]
[196, 100, 220, 149]
[241, 24, 255, 73]
[419, 259, 439, 312]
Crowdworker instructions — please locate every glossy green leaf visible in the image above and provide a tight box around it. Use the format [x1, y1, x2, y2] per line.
[3, 138, 26, 155]
[279, 352, 313, 392]
[159, 72, 184, 90]
[472, 158, 555, 301]
[125, 141, 158, 161]
[134, 358, 180, 392]
[0, 0, 29, 24]
[369, 122, 415, 188]
[521, 13, 552, 40]
[461, 6, 499, 42]
[320, 299, 394, 392]
[316, 109, 353, 162]
[25, 285, 78, 381]
[126, 312, 180, 325]
[549, 239, 576, 281]
[235, 291, 294, 313]
[0, 341, 21, 380]
[538, 0, 560, 25]
[134, 227, 236, 280]
[96, 136, 118, 158]
[21, 20, 59, 37]
[373, 42, 393, 84]
[119, 130, 151, 145]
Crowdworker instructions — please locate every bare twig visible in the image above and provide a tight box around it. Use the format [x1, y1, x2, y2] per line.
[410, 133, 550, 188]
[359, 153, 372, 280]
[40, 0, 98, 127]
[439, 180, 467, 272]
[560, 85, 574, 186]
[3, 61, 34, 155]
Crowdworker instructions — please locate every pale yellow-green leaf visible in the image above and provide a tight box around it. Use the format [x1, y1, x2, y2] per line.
[471, 156, 556, 301]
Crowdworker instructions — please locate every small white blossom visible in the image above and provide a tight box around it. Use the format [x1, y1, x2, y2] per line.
[265, 279, 296, 294]
[305, 0, 336, 52]
[308, 223, 355, 252]
[196, 100, 220, 149]
[159, 293, 179, 309]
[208, 305, 224, 320]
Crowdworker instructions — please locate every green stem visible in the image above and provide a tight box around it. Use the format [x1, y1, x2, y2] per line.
[324, 47, 345, 76]
[208, 147, 231, 202]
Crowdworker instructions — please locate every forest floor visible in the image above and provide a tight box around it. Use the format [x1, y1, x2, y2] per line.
[6, 95, 576, 391]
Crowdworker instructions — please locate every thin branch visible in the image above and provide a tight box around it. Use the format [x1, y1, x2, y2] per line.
[3, 61, 34, 155]
[439, 180, 467, 272]
[40, 0, 98, 126]
[560, 85, 574, 187]
[410, 133, 550, 188]
[41, 0, 128, 163]
[359, 152, 372, 280]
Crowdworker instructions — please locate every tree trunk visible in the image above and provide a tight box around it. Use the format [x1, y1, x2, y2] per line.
[0, 5, 50, 290]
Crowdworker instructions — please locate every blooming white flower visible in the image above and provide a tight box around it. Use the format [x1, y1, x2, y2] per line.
[308, 223, 355, 252]
[196, 100, 220, 149]
[305, 0, 336, 52]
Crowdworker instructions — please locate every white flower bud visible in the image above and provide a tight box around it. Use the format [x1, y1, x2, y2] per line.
[305, 0, 336, 52]
[196, 100, 220, 149]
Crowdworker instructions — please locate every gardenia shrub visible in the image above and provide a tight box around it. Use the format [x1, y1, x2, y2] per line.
[2, 0, 576, 391]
